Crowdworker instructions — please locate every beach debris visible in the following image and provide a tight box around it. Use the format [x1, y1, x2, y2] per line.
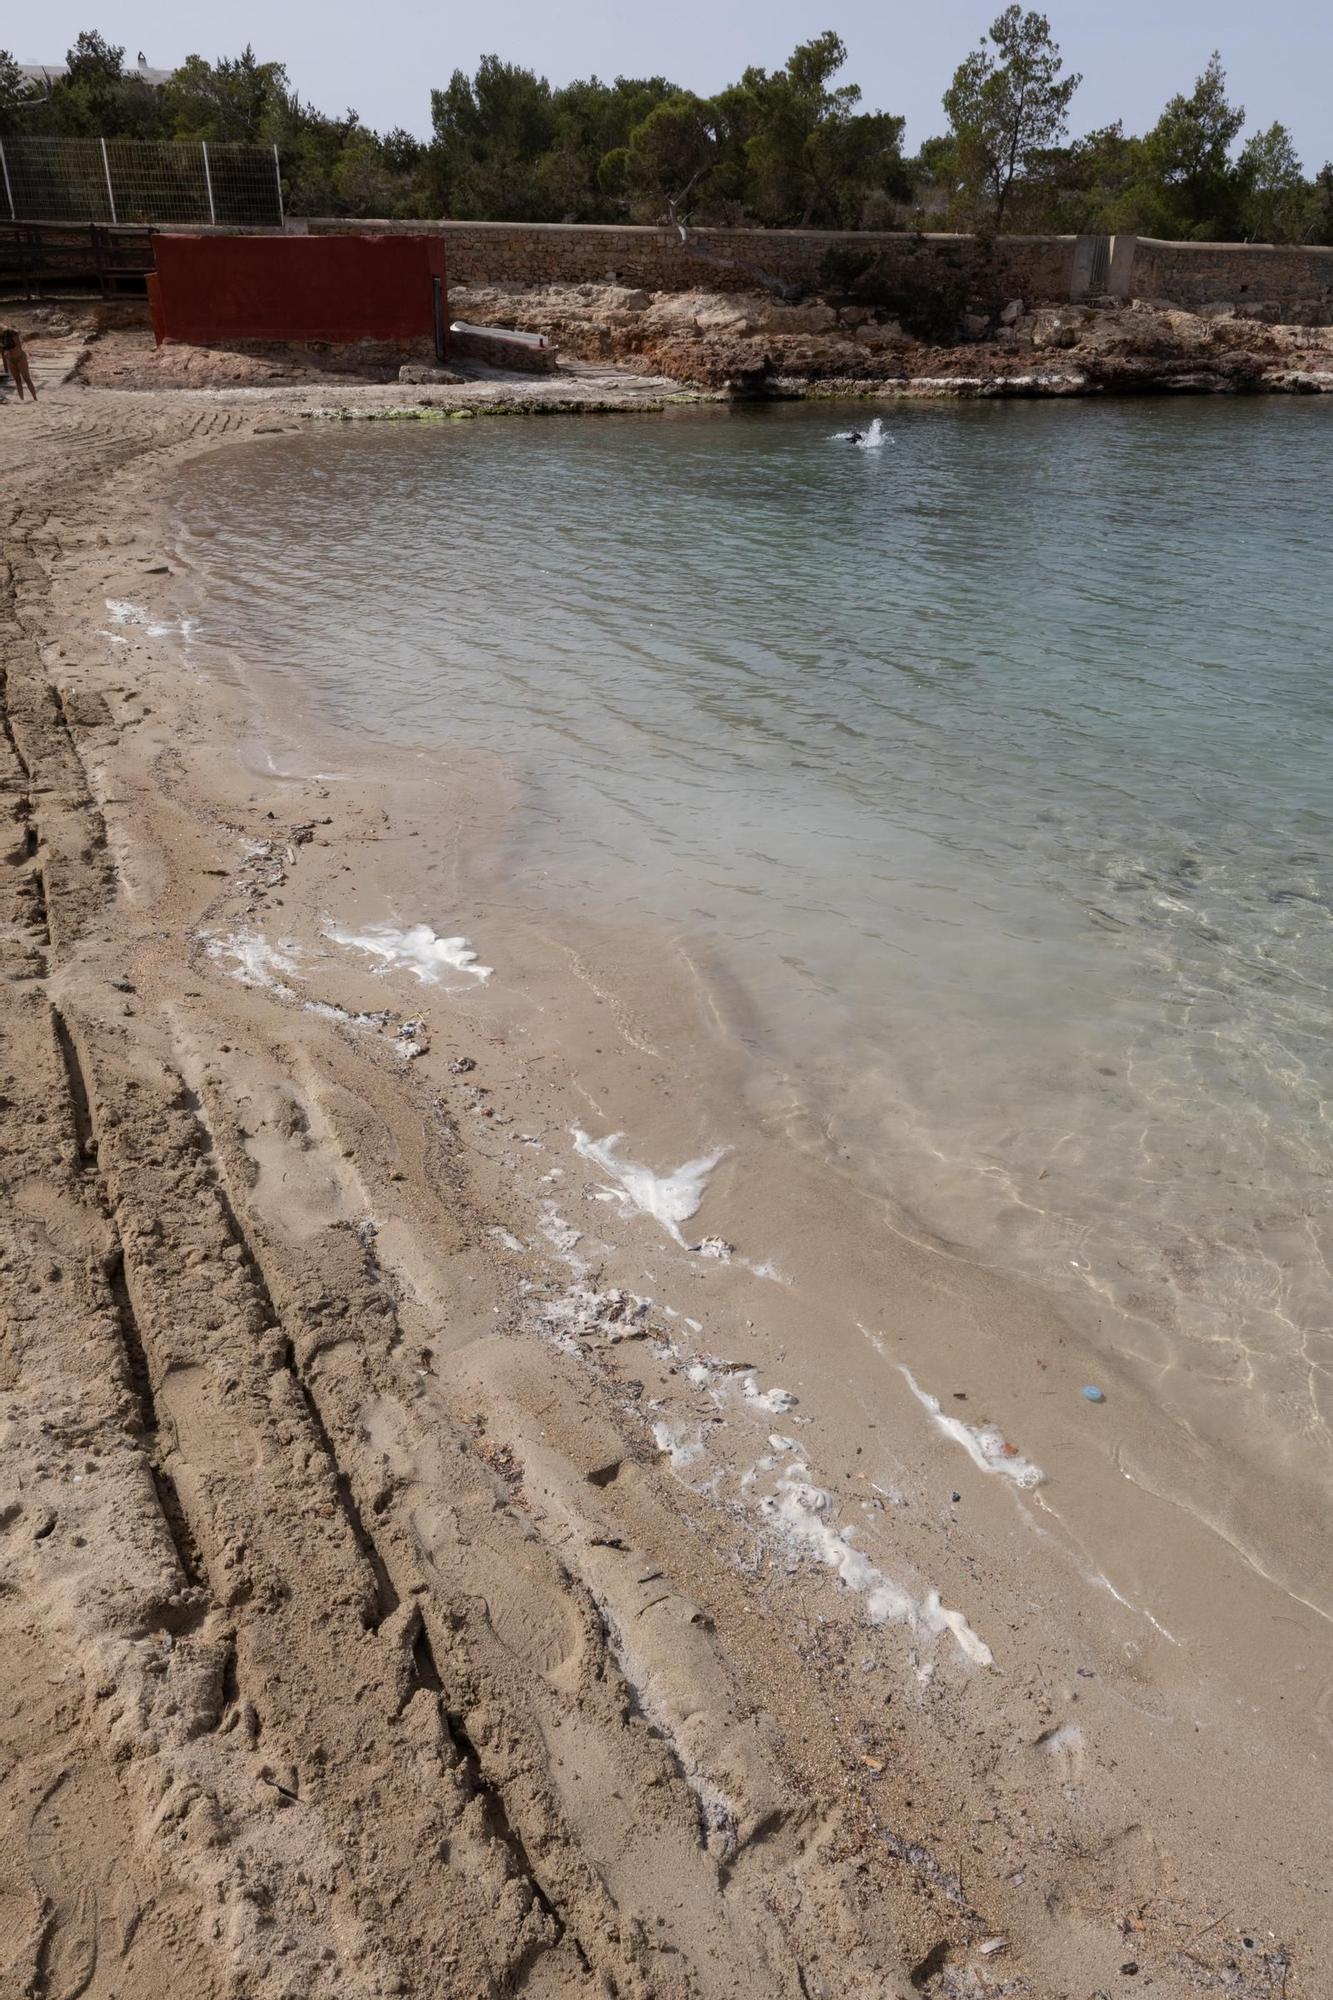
[695, 1234, 734, 1260]
[448, 1055, 476, 1074]
[395, 1019, 430, 1059]
[979, 1937, 1009, 1955]
[530, 1278, 652, 1354]
[1082, 1384, 1106, 1403]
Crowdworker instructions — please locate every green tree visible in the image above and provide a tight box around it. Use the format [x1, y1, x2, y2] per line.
[0, 47, 34, 133]
[1035, 121, 1170, 235]
[942, 7, 1081, 229]
[428, 57, 556, 217]
[1141, 52, 1246, 238]
[620, 92, 719, 225]
[730, 32, 908, 227]
[65, 29, 124, 88]
[1305, 163, 1333, 245]
[1237, 121, 1305, 242]
[43, 30, 166, 136]
[164, 47, 290, 141]
[537, 74, 678, 219]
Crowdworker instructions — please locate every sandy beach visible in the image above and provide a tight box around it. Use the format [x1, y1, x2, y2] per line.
[1, 369, 1327, 2000]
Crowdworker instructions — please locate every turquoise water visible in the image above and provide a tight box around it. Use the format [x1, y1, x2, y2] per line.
[176, 399, 1333, 1476]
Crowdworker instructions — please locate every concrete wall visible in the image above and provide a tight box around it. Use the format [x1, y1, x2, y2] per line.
[149, 232, 447, 344]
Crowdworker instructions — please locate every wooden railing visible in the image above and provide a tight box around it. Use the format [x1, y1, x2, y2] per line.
[0, 220, 155, 296]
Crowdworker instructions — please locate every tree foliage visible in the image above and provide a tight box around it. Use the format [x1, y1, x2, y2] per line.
[928, 42, 1326, 244]
[942, 8, 1081, 229]
[1139, 51, 1246, 237]
[1238, 122, 1307, 243]
[0, 24, 1323, 241]
[426, 34, 909, 228]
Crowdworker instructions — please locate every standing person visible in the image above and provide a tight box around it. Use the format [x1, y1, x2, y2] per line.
[2, 328, 37, 401]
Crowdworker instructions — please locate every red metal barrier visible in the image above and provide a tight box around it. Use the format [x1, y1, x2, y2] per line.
[148, 232, 447, 345]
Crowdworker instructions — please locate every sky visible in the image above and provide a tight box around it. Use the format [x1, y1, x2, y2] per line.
[23, 1, 1333, 170]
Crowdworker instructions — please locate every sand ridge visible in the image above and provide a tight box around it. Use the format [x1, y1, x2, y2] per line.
[0, 376, 1323, 1998]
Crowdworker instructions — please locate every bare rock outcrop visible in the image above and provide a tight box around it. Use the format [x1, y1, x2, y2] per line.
[447, 280, 1333, 396]
[449, 281, 1333, 397]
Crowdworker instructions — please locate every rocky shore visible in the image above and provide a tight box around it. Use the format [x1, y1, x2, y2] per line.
[8, 283, 1332, 401]
[446, 281, 1333, 398]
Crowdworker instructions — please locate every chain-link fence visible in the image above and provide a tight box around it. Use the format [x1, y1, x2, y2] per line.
[0, 137, 283, 227]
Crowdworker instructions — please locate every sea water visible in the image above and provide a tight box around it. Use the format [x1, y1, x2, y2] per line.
[174, 399, 1333, 1497]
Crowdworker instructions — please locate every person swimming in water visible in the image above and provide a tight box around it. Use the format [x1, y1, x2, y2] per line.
[833, 417, 887, 448]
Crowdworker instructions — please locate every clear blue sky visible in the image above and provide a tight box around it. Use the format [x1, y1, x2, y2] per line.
[24, 1, 1332, 169]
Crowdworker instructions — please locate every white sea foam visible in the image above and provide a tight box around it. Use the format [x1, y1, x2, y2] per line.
[538, 1202, 585, 1266]
[327, 921, 492, 984]
[302, 997, 388, 1030]
[203, 931, 436, 1050]
[831, 417, 890, 450]
[104, 597, 198, 640]
[742, 1258, 789, 1284]
[900, 1368, 1045, 1490]
[761, 1465, 993, 1666]
[203, 929, 301, 993]
[653, 1420, 706, 1473]
[1089, 1570, 1179, 1645]
[742, 1375, 798, 1415]
[571, 1128, 728, 1246]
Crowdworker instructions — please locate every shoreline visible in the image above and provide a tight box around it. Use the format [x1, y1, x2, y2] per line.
[1, 380, 1327, 1998]
[16, 285, 1333, 403]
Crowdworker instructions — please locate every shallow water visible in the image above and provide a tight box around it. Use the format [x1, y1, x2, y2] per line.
[175, 399, 1333, 1499]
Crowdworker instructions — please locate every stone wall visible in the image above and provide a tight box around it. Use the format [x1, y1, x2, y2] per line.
[305, 218, 1333, 323]
[1129, 237, 1333, 322]
[310, 217, 1074, 306]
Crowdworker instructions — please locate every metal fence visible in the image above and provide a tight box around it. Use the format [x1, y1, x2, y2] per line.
[0, 137, 283, 228]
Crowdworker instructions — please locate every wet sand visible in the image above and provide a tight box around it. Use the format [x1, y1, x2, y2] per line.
[0, 377, 1326, 1999]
